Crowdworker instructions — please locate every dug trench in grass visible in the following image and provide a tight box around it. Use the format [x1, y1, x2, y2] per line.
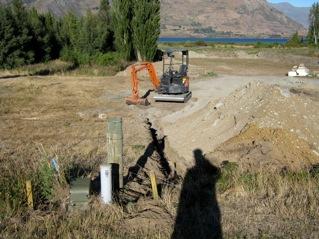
[119, 119, 180, 204]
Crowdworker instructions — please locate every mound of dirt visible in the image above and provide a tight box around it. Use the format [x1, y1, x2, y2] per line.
[162, 81, 319, 170]
[208, 124, 319, 171]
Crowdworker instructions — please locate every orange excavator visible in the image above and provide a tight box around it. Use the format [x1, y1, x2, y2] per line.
[125, 62, 160, 106]
[126, 49, 192, 106]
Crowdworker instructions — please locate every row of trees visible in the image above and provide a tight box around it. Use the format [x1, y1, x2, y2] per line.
[0, 1, 60, 68]
[0, 0, 161, 69]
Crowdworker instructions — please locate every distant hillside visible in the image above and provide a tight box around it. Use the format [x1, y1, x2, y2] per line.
[0, 0, 100, 16]
[269, 2, 310, 28]
[0, 0, 306, 37]
[161, 0, 305, 37]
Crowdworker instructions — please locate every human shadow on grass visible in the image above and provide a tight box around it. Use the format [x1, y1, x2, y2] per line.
[172, 149, 222, 239]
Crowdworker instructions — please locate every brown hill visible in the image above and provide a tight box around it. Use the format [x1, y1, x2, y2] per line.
[161, 0, 306, 37]
[0, 0, 306, 37]
[0, 0, 100, 16]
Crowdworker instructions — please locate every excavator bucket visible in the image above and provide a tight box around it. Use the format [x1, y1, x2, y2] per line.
[126, 97, 150, 106]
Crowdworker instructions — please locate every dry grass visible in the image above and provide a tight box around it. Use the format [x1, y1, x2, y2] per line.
[158, 166, 319, 238]
[1, 166, 318, 238]
[0, 60, 128, 79]
[219, 169, 319, 238]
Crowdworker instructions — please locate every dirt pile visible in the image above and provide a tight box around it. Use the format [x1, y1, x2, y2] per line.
[162, 81, 319, 170]
[209, 124, 319, 171]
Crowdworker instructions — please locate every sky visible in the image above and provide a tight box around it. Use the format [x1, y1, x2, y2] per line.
[268, 0, 317, 7]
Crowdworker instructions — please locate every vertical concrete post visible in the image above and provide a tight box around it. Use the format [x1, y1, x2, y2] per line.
[107, 117, 123, 189]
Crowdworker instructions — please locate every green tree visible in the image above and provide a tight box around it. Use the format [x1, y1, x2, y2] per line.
[59, 7, 115, 65]
[0, 0, 61, 68]
[99, 0, 110, 22]
[59, 12, 80, 49]
[132, 0, 160, 61]
[28, 8, 61, 62]
[286, 32, 302, 47]
[0, 0, 34, 68]
[112, 0, 134, 60]
[98, 0, 114, 52]
[308, 2, 319, 45]
[43, 12, 61, 59]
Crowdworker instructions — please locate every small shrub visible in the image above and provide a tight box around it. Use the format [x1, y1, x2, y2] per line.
[0, 174, 25, 216]
[34, 161, 55, 203]
[239, 172, 258, 192]
[286, 32, 303, 48]
[194, 40, 208, 47]
[61, 48, 122, 67]
[206, 71, 218, 77]
[217, 162, 238, 193]
[95, 52, 122, 66]
[283, 170, 311, 183]
[184, 40, 208, 48]
[254, 42, 280, 49]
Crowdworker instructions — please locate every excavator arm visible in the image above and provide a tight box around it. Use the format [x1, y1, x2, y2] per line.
[126, 62, 160, 105]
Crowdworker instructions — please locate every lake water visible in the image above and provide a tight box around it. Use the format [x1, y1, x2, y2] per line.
[159, 37, 288, 44]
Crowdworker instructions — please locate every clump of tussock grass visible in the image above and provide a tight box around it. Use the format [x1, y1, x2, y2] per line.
[217, 163, 319, 237]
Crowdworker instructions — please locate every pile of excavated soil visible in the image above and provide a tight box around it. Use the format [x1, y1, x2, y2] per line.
[208, 124, 319, 171]
[162, 81, 319, 171]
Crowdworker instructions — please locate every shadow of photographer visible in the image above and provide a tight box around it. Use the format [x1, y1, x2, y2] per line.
[172, 149, 222, 239]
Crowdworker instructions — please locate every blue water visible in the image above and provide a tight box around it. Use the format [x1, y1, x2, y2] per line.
[159, 37, 288, 44]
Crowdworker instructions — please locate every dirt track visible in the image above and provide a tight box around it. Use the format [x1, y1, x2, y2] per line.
[135, 73, 319, 172]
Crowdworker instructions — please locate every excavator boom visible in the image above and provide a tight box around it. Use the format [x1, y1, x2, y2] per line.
[126, 62, 160, 105]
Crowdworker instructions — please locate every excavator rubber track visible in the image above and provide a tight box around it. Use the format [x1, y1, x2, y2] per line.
[153, 91, 192, 103]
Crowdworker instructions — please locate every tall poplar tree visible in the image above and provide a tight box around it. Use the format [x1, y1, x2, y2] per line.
[132, 0, 160, 61]
[97, 0, 114, 52]
[308, 2, 319, 45]
[112, 0, 134, 60]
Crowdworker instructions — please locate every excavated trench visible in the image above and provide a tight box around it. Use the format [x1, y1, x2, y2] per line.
[119, 119, 180, 204]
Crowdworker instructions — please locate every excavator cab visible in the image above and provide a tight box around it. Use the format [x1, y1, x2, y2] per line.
[165, 49, 189, 77]
[154, 49, 192, 102]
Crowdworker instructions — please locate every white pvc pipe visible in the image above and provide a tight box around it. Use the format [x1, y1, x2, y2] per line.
[100, 164, 112, 204]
